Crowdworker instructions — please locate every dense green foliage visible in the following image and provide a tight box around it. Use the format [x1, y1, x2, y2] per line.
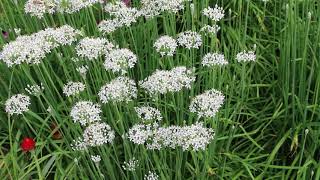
[0, 0, 319, 179]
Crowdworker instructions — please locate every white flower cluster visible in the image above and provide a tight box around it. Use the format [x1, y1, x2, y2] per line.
[5, 94, 31, 115]
[140, 0, 190, 19]
[98, 1, 140, 34]
[189, 89, 225, 118]
[83, 122, 115, 146]
[76, 37, 114, 60]
[72, 122, 115, 149]
[122, 157, 139, 171]
[25, 83, 44, 96]
[70, 101, 102, 126]
[135, 106, 162, 123]
[236, 50, 256, 62]
[202, 4, 225, 22]
[200, 25, 220, 35]
[177, 31, 202, 49]
[98, 76, 137, 103]
[139, 66, 196, 95]
[154, 36, 177, 57]
[144, 171, 159, 180]
[76, 65, 89, 77]
[91, 155, 101, 163]
[127, 122, 214, 151]
[202, 53, 228, 67]
[104, 48, 137, 74]
[1, 25, 81, 67]
[63, 81, 85, 97]
[25, 0, 103, 18]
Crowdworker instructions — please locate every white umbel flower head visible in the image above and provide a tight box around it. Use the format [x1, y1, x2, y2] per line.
[140, 0, 188, 18]
[144, 171, 159, 180]
[139, 66, 196, 95]
[25, 0, 104, 18]
[25, 83, 44, 96]
[154, 35, 177, 57]
[202, 53, 228, 67]
[123, 157, 139, 171]
[76, 65, 89, 77]
[200, 25, 220, 35]
[98, 77, 137, 103]
[63, 82, 85, 97]
[5, 94, 31, 115]
[177, 31, 202, 49]
[83, 122, 115, 147]
[128, 122, 214, 151]
[202, 5, 225, 22]
[135, 106, 162, 123]
[1, 25, 80, 67]
[91, 155, 101, 163]
[236, 50, 256, 62]
[104, 48, 137, 74]
[76, 37, 114, 60]
[70, 101, 102, 126]
[99, 1, 140, 34]
[189, 89, 225, 118]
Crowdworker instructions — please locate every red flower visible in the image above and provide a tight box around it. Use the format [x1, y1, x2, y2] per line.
[21, 137, 36, 152]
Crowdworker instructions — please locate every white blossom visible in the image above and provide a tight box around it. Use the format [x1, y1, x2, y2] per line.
[144, 171, 159, 180]
[140, 0, 190, 18]
[5, 94, 31, 115]
[83, 122, 115, 146]
[98, 1, 140, 34]
[154, 35, 177, 57]
[76, 37, 114, 60]
[139, 66, 196, 95]
[177, 31, 202, 49]
[1, 25, 81, 67]
[189, 89, 225, 118]
[236, 50, 256, 62]
[135, 106, 162, 123]
[202, 53, 228, 67]
[122, 157, 139, 171]
[25, 83, 44, 96]
[91, 155, 101, 163]
[76, 65, 89, 77]
[104, 48, 137, 74]
[202, 5, 225, 22]
[70, 101, 102, 126]
[63, 81, 85, 97]
[200, 25, 220, 35]
[98, 76, 137, 103]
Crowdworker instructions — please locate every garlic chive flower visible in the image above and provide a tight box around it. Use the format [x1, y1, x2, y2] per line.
[202, 53, 228, 67]
[144, 171, 159, 180]
[189, 89, 225, 118]
[135, 106, 162, 123]
[122, 157, 139, 171]
[200, 25, 220, 35]
[5, 94, 31, 115]
[236, 50, 256, 62]
[127, 122, 214, 151]
[63, 82, 85, 97]
[76, 37, 114, 60]
[25, 83, 44, 96]
[104, 48, 137, 74]
[1, 25, 81, 67]
[83, 122, 115, 147]
[25, 0, 104, 18]
[154, 35, 177, 57]
[202, 5, 225, 22]
[98, 77, 137, 103]
[177, 31, 202, 49]
[91, 155, 101, 163]
[139, 66, 196, 95]
[99, 1, 140, 34]
[70, 101, 102, 126]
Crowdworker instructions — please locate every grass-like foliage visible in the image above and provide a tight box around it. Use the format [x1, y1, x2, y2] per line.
[0, 0, 319, 179]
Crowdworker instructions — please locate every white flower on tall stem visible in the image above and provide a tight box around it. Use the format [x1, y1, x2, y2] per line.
[5, 94, 31, 115]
